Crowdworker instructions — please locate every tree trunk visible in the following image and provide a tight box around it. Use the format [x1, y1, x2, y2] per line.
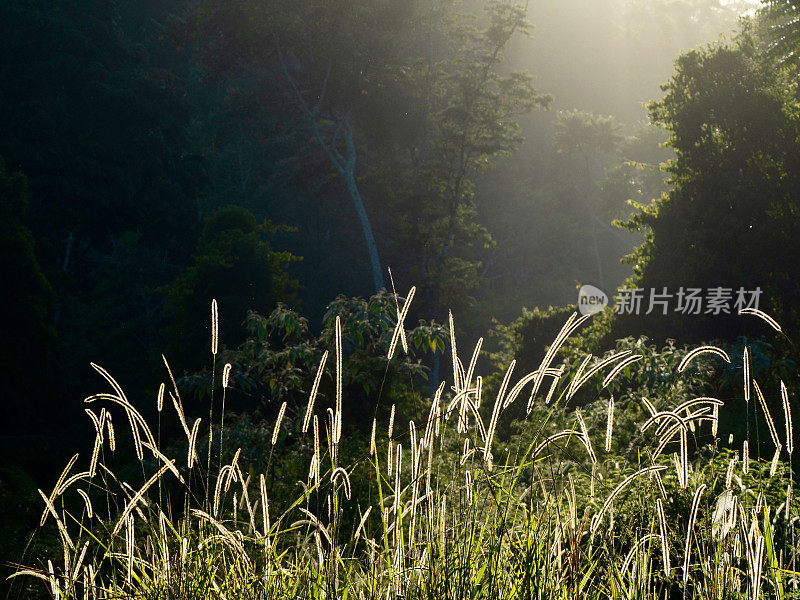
[275, 47, 385, 294]
[344, 167, 385, 293]
[591, 215, 604, 290]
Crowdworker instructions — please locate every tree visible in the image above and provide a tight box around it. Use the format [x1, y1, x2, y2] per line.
[163, 206, 300, 376]
[760, 0, 800, 70]
[0, 0, 205, 426]
[600, 122, 672, 223]
[274, 44, 386, 294]
[0, 0, 202, 267]
[179, 291, 446, 432]
[554, 110, 622, 289]
[0, 158, 56, 432]
[192, 0, 549, 313]
[193, 0, 403, 295]
[370, 0, 550, 311]
[613, 30, 800, 345]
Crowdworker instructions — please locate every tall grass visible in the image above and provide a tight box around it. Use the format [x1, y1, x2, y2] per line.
[7, 300, 800, 599]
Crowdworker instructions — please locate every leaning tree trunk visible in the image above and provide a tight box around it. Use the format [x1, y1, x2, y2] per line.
[276, 46, 385, 294]
[341, 125, 385, 293]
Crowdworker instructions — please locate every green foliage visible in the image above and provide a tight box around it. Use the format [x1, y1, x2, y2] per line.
[489, 304, 576, 378]
[164, 205, 300, 373]
[613, 28, 800, 346]
[494, 305, 799, 461]
[180, 290, 446, 431]
[599, 123, 672, 222]
[0, 0, 210, 441]
[379, 0, 551, 311]
[11, 304, 800, 600]
[193, 0, 550, 313]
[0, 0, 201, 255]
[760, 0, 800, 70]
[554, 110, 622, 159]
[0, 158, 56, 431]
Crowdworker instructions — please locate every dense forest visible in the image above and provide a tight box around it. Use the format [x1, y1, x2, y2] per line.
[7, 0, 800, 597]
[0, 0, 752, 436]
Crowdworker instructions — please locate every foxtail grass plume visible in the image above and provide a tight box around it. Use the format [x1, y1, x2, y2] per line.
[770, 445, 782, 477]
[464, 337, 483, 392]
[170, 390, 191, 439]
[334, 316, 343, 446]
[782, 381, 793, 455]
[211, 298, 219, 355]
[222, 363, 232, 389]
[107, 413, 115, 451]
[303, 350, 328, 433]
[753, 380, 780, 449]
[622, 533, 660, 574]
[726, 453, 737, 488]
[77, 489, 93, 519]
[312, 415, 320, 485]
[528, 313, 589, 411]
[39, 454, 79, 527]
[84, 408, 105, 443]
[272, 402, 287, 446]
[678, 345, 730, 372]
[89, 436, 101, 479]
[673, 453, 684, 488]
[602, 353, 642, 388]
[680, 428, 689, 488]
[743, 440, 750, 474]
[332, 467, 352, 499]
[111, 464, 171, 537]
[387, 286, 415, 360]
[354, 506, 372, 541]
[683, 484, 707, 584]
[485, 360, 515, 468]
[751, 533, 765, 600]
[642, 396, 657, 416]
[654, 470, 667, 499]
[188, 418, 201, 468]
[461, 437, 471, 465]
[743, 348, 750, 403]
[656, 498, 671, 575]
[568, 354, 593, 401]
[544, 369, 561, 404]
[576, 408, 596, 463]
[447, 311, 464, 396]
[125, 514, 134, 584]
[387, 267, 408, 354]
[38, 487, 74, 550]
[739, 307, 782, 333]
[712, 403, 719, 437]
[395, 442, 402, 477]
[569, 350, 630, 402]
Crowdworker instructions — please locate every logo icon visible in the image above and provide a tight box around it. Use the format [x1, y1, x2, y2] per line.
[578, 284, 608, 316]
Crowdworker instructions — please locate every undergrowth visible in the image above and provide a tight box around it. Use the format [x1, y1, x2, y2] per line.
[7, 297, 800, 600]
